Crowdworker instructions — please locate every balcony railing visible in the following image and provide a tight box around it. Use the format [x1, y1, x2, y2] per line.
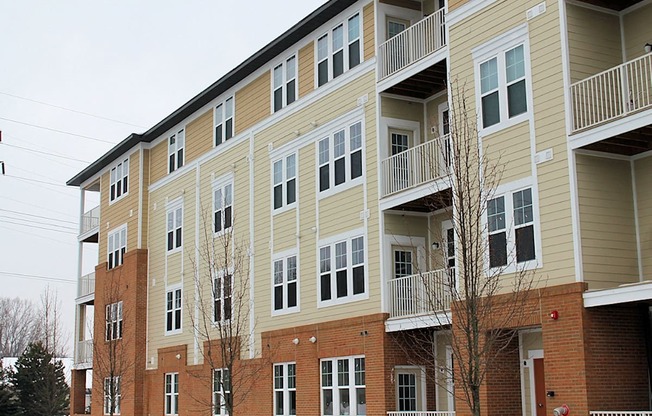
[381, 135, 450, 198]
[591, 412, 652, 416]
[387, 268, 454, 318]
[570, 53, 652, 132]
[75, 339, 93, 366]
[78, 272, 95, 298]
[388, 411, 456, 416]
[378, 8, 446, 80]
[80, 205, 100, 236]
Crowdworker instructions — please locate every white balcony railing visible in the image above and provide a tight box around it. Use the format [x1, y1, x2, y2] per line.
[80, 205, 100, 236]
[591, 412, 652, 416]
[388, 411, 456, 416]
[381, 135, 450, 198]
[75, 339, 93, 366]
[78, 272, 95, 298]
[570, 53, 652, 132]
[378, 8, 446, 80]
[387, 268, 454, 318]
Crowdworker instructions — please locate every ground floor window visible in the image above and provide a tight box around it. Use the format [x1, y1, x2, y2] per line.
[321, 356, 365, 415]
[274, 362, 297, 415]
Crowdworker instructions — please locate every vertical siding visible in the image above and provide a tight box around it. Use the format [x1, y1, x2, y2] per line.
[235, 71, 271, 134]
[185, 109, 213, 163]
[634, 156, 652, 277]
[577, 154, 638, 289]
[622, 4, 652, 62]
[363, 2, 375, 61]
[298, 43, 314, 99]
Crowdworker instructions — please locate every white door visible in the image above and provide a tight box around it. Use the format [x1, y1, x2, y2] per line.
[396, 367, 425, 411]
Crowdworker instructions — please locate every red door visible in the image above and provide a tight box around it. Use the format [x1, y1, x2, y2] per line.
[534, 358, 547, 416]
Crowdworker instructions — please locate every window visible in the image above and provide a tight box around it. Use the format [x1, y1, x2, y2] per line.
[274, 363, 297, 416]
[105, 301, 123, 341]
[318, 121, 363, 194]
[273, 56, 297, 112]
[387, 18, 407, 39]
[168, 129, 185, 173]
[166, 287, 182, 333]
[273, 154, 296, 211]
[165, 373, 179, 416]
[167, 205, 183, 252]
[214, 181, 233, 234]
[215, 97, 234, 146]
[214, 368, 231, 416]
[214, 272, 232, 322]
[479, 44, 528, 129]
[317, 13, 361, 87]
[395, 367, 424, 412]
[488, 187, 536, 269]
[320, 235, 365, 304]
[104, 376, 121, 415]
[107, 225, 127, 270]
[273, 254, 298, 313]
[110, 158, 129, 203]
[321, 356, 366, 416]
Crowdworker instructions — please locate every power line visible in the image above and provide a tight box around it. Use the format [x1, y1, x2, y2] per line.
[0, 91, 146, 129]
[0, 215, 77, 231]
[0, 271, 76, 284]
[0, 208, 78, 225]
[0, 224, 77, 246]
[0, 195, 78, 219]
[5, 174, 71, 188]
[1, 142, 89, 163]
[0, 116, 116, 144]
[0, 219, 77, 235]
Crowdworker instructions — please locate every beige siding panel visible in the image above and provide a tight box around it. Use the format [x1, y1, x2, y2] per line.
[150, 139, 168, 185]
[273, 210, 298, 253]
[363, 2, 375, 61]
[577, 154, 638, 289]
[298, 43, 314, 99]
[566, 4, 622, 83]
[426, 94, 448, 139]
[635, 156, 652, 277]
[381, 96, 423, 123]
[623, 4, 652, 61]
[235, 72, 271, 134]
[384, 213, 428, 239]
[318, 186, 365, 239]
[448, 0, 468, 12]
[484, 122, 531, 184]
[185, 109, 213, 163]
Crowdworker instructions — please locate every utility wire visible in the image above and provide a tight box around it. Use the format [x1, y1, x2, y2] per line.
[0, 215, 77, 231]
[0, 195, 78, 219]
[1, 142, 89, 163]
[0, 224, 77, 246]
[0, 91, 146, 129]
[0, 208, 78, 225]
[5, 174, 71, 189]
[0, 116, 116, 144]
[0, 271, 76, 284]
[0, 219, 77, 235]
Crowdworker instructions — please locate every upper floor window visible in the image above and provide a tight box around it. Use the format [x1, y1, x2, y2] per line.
[214, 271, 232, 323]
[318, 121, 363, 194]
[321, 356, 366, 416]
[273, 253, 298, 314]
[165, 372, 179, 416]
[168, 129, 185, 173]
[110, 158, 129, 203]
[215, 97, 234, 146]
[166, 287, 182, 334]
[273, 56, 297, 112]
[213, 181, 233, 234]
[319, 234, 365, 305]
[273, 154, 296, 211]
[107, 225, 127, 270]
[317, 12, 361, 87]
[104, 376, 121, 415]
[105, 301, 123, 341]
[214, 368, 231, 416]
[167, 204, 183, 252]
[274, 363, 296, 416]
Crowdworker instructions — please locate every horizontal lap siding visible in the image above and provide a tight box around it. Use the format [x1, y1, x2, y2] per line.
[623, 4, 652, 61]
[363, 2, 375, 61]
[235, 72, 271, 134]
[634, 156, 652, 278]
[298, 43, 314, 99]
[185, 109, 213, 164]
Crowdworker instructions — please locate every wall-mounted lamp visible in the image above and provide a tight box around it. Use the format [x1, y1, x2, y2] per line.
[432, 242, 440, 249]
[309, 336, 317, 343]
[292, 338, 300, 345]
[175, 354, 181, 360]
[645, 43, 652, 54]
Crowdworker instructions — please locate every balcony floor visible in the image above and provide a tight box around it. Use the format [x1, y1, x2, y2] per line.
[581, 124, 652, 156]
[382, 59, 448, 99]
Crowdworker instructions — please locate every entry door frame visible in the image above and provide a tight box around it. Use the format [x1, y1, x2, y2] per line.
[395, 365, 427, 411]
[519, 327, 544, 416]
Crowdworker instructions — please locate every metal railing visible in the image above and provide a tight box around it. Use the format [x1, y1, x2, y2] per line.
[387, 268, 454, 318]
[75, 339, 93, 365]
[388, 411, 456, 416]
[570, 53, 652, 132]
[378, 8, 446, 80]
[590, 413, 652, 416]
[78, 272, 95, 298]
[80, 205, 100, 236]
[381, 135, 450, 197]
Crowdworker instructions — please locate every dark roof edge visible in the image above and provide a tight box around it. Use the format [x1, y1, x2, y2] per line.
[67, 0, 357, 187]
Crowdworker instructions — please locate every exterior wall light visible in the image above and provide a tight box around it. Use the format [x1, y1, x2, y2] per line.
[309, 336, 317, 343]
[645, 43, 652, 54]
[292, 338, 299, 345]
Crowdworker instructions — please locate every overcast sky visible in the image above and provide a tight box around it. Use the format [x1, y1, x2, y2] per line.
[0, 0, 327, 356]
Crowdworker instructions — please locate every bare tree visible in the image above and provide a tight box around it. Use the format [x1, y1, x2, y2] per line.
[0, 297, 40, 357]
[37, 286, 69, 357]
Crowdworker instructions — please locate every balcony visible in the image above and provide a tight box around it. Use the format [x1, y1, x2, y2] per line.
[378, 9, 446, 81]
[77, 272, 95, 301]
[79, 205, 99, 242]
[387, 268, 453, 319]
[388, 412, 455, 416]
[381, 136, 450, 198]
[75, 339, 93, 368]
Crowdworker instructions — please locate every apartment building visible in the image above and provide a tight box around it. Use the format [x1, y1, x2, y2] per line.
[67, 0, 652, 415]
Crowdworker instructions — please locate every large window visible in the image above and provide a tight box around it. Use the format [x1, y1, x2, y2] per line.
[488, 187, 536, 269]
[167, 204, 183, 252]
[168, 128, 185, 173]
[165, 373, 179, 416]
[273, 56, 297, 112]
[104, 376, 121, 415]
[166, 287, 182, 334]
[321, 356, 366, 416]
[318, 121, 363, 194]
[214, 368, 231, 416]
[214, 272, 232, 323]
[110, 158, 129, 203]
[319, 234, 365, 305]
[273, 253, 298, 313]
[317, 13, 361, 87]
[215, 97, 234, 146]
[105, 301, 123, 341]
[274, 363, 297, 416]
[107, 225, 127, 270]
[214, 181, 233, 234]
[273, 154, 296, 211]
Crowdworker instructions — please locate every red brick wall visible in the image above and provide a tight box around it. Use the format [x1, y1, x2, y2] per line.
[70, 369, 87, 415]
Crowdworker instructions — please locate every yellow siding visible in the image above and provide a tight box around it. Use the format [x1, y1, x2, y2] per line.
[298, 43, 314, 99]
[384, 213, 428, 239]
[273, 210, 298, 253]
[150, 139, 168, 185]
[185, 109, 213, 163]
[623, 4, 652, 61]
[635, 156, 652, 277]
[426, 94, 448, 139]
[566, 4, 622, 83]
[235, 71, 271, 134]
[577, 154, 638, 289]
[448, 0, 468, 12]
[483, 122, 531, 184]
[363, 2, 375, 61]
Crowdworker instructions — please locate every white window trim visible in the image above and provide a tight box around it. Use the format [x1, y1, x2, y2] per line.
[486, 177, 542, 274]
[107, 224, 127, 270]
[271, 249, 300, 316]
[394, 365, 427, 412]
[271, 153, 298, 215]
[212, 174, 234, 237]
[273, 362, 297, 416]
[109, 157, 129, 205]
[213, 368, 231, 416]
[472, 24, 531, 136]
[318, 228, 368, 308]
[168, 128, 185, 174]
[105, 301, 123, 341]
[213, 268, 233, 325]
[165, 372, 179, 416]
[271, 54, 298, 113]
[214, 96, 235, 147]
[165, 285, 182, 336]
[320, 355, 366, 416]
[166, 199, 183, 254]
[104, 376, 121, 415]
[314, 10, 363, 87]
